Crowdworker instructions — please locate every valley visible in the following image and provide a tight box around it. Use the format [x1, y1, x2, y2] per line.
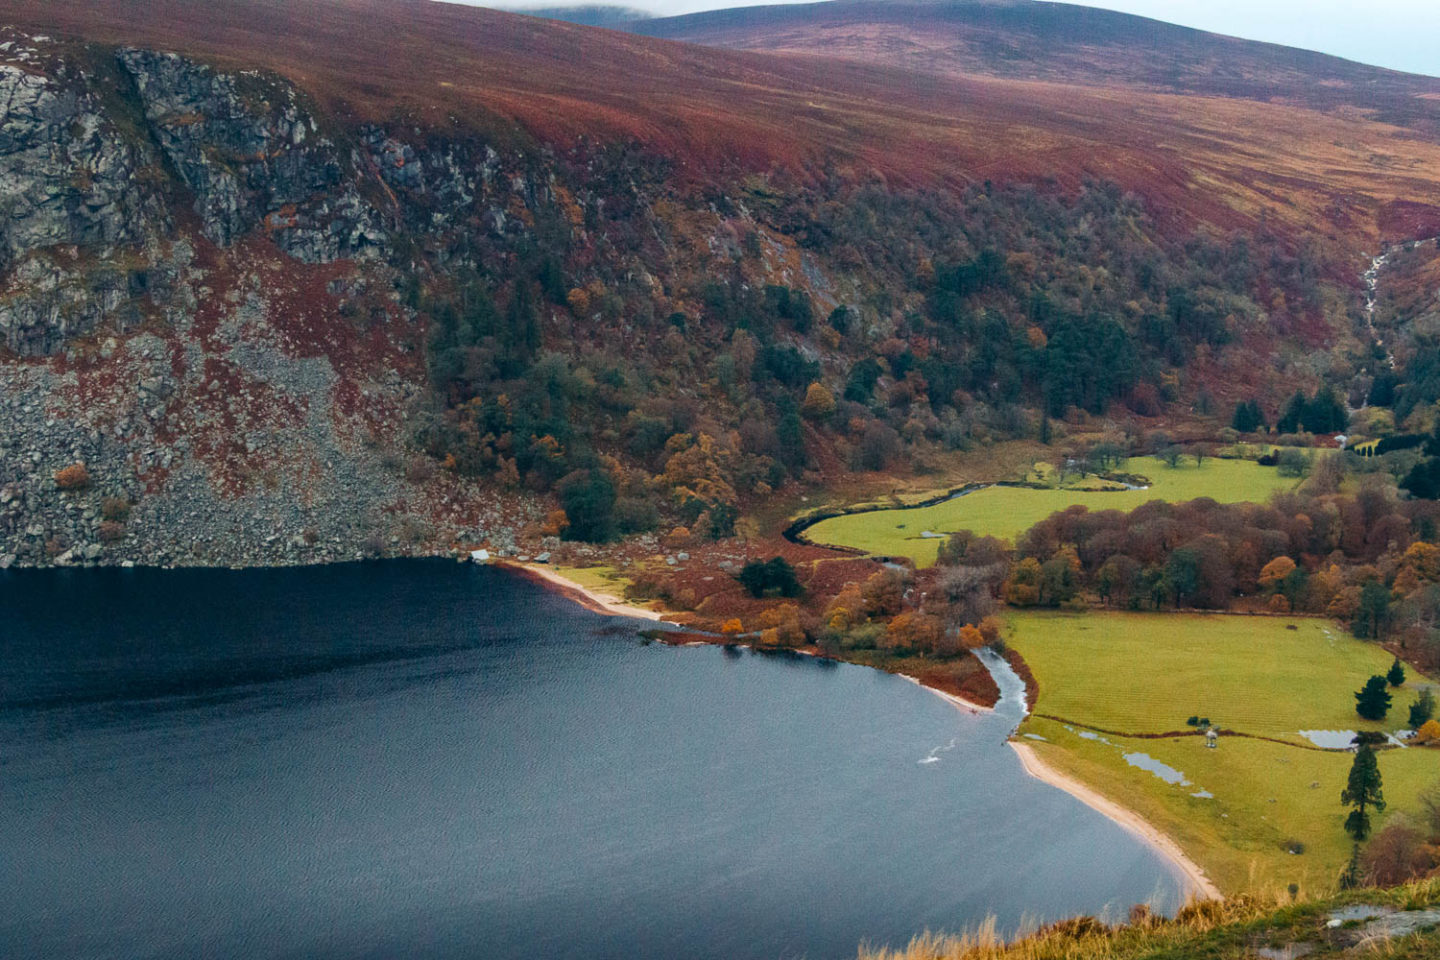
[5, 0, 1440, 956]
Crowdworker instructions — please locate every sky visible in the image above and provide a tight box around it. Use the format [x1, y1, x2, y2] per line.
[473, 0, 1440, 77]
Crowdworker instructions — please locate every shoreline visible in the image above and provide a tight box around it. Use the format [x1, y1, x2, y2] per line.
[898, 672, 995, 715]
[1009, 741, 1222, 902]
[505, 558, 1220, 904]
[498, 562, 668, 621]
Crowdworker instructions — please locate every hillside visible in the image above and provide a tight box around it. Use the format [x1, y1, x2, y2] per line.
[632, 0, 1440, 122]
[4, 0, 1440, 241]
[2, 0, 1440, 574]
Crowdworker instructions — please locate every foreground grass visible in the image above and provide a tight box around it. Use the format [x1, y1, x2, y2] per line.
[860, 877, 1440, 960]
[806, 457, 1295, 566]
[1007, 611, 1438, 893]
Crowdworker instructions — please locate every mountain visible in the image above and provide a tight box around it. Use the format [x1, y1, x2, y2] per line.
[632, 0, 1440, 121]
[1, 0, 1439, 573]
[4, 0, 1439, 241]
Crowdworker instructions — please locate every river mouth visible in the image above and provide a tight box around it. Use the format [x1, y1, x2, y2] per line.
[0, 560, 1183, 960]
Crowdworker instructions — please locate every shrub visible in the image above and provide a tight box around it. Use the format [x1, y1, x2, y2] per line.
[1276, 448, 1312, 478]
[100, 496, 132, 522]
[54, 463, 91, 491]
[737, 557, 803, 598]
[98, 521, 127, 544]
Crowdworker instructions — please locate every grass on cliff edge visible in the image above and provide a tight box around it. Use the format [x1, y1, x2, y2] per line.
[1007, 610, 1439, 895]
[859, 876, 1440, 960]
[806, 457, 1295, 567]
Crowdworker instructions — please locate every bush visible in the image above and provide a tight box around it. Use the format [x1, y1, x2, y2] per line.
[98, 521, 127, 544]
[54, 463, 91, 491]
[1276, 448, 1313, 478]
[737, 557, 803, 598]
[100, 496, 132, 522]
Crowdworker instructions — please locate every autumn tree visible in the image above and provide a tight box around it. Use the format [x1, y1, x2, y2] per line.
[757, 604, 805, 647]
[884, 612, 942, 653]
[1003, 557, 1043, 607]
[861, 569, 905, 617]
[801, 382, 836, 419]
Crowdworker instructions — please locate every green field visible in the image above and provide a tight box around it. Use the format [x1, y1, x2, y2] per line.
[1008, 610, 1440, 894]
[805, 457, 1296, 566]
[1007, 611, 1412, 740]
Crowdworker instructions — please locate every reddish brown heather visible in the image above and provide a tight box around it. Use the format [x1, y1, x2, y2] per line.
[6, 0, 1440, 246]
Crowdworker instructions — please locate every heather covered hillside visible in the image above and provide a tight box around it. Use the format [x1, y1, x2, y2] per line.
[0, 0, 1438, 571]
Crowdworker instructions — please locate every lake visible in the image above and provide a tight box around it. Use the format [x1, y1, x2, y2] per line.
[0, 560, 1183, 959]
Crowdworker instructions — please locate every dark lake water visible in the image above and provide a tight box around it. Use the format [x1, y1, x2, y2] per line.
[0, 560, 1183, 960]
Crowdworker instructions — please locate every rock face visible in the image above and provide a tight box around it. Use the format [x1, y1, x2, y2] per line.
[0, 53, 166, 354]
[0, 32, 537, 568]
[117, 48, 385, 262]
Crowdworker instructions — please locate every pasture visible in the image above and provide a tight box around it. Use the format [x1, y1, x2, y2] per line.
[805, 457, 1296, 566]
[1008, 610, 1440, 893]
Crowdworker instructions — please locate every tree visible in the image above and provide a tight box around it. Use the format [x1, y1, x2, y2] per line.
[1340, 742, 1385, 841]
[1277, 391, 1307, 434]
[1275, 448, 1312, 478]
[1355, 675, 1393, 721]
[738, 557, 803, 598]
[557, 469, 617, 542]
[1354, 580, 1391, 640]
[801, 382, 836, 419]
[1231, 399, 1266, 433]
[1387, 657, 1407, 688]
[1409, 689, 1436, 729]
[1258, 556, 1297, 592]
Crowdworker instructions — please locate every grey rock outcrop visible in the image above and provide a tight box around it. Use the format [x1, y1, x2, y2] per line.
[117, 49, 385, 262]
[0, 62, 166, 354]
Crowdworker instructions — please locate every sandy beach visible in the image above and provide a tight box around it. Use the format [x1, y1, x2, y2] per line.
[1009, 741, 1221, 902]
[898, 673, 995, 715]
[500, 562, 668, 621]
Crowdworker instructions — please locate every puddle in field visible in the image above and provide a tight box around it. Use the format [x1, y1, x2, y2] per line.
[1298, 730, 1357, 749]
[1123, 752, 1191, 786]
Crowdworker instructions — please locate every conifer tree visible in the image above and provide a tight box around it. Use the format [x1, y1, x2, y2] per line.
[1355, 675, 1392, 721]
[1340, 743, 1385, 841]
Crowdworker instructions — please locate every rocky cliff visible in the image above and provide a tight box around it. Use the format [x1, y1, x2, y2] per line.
[0, 31, 538, 568]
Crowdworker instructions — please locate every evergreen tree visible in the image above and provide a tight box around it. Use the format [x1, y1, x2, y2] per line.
[1231, 399, 1265, 433]
[1276, 391, 1307, 434]
[1355, 675, 1392, 721]
[1340, 743, 1385, 841]
[1409, 689, 1436, 729]
[1387, 657, 1406, 688]
[1354, 580, 1391, 640]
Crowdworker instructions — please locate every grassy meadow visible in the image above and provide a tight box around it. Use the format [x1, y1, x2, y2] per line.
[1007, 610, 1440, 893]
[805, 457, 1296, 567]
